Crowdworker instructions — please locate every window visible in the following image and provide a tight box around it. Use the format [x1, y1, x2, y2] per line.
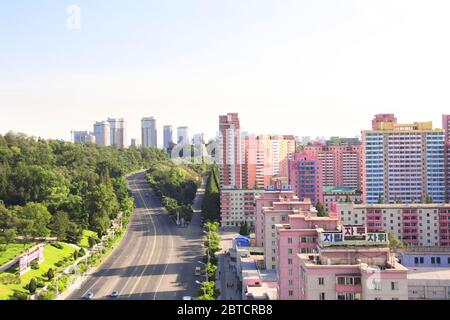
[420, 257, 424, 264]
[414, 257, 419, 264]
[318, 277, 324, 285]
[391, 282, 399, 291]
[319, 292, 325, 300]
[288, 237, 293, 244]
[288, 258, 293, 265]
[288, 290, 294, 297]
[431, 257, 436, 264]
[437, 257, 441, 264]
[288, 269, 293, 276]
[288, 280, 293, 286]
[288, 248, 293, 254]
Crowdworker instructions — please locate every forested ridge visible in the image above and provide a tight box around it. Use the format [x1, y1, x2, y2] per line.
[0, 132, 169, 244]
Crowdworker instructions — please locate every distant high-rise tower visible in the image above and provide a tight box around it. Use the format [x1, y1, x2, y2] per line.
[93, 121, 110, 147]
[141, 117, 157, 148]
[363, 114, 445, 204]
[108, 118, 127, 148]
[130, 138, 140, 148]
[193, 133, 205, 145]
[219, 113, 242, 189]
[71, 130, 95, 144]
[163, 125, 174, 150]
[177, 126, 190, 144]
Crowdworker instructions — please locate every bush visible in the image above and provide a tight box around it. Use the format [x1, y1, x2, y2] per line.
[54, 261, 64, 267]
[30, 260, 39, 270]
[27, 278, 37, 294]
[51, 242, 64, 250]
[47, 268, 55, 281]
[37, 290, 56, 300]
[78, 248, 86, 257]
[9, 291, 29, 300]
[0, 273, 21, 285]
[88, 236, 97, 248]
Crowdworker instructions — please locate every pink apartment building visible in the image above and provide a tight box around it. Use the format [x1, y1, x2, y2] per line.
[220, 188, 264, 227]
[288, 152, 324, 205]
[334, 202, 450, 247]
[254, 189, 315, 270]
[275, 212, 340, 299]
[219, 113, 242, 189]
[303, 143, 362, 191]
[297, 235, 409, 300]
[242, 134, 295, 189]
[372, 113, 397, 130]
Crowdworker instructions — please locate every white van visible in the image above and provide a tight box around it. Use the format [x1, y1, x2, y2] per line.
[195, 266, 202, 276]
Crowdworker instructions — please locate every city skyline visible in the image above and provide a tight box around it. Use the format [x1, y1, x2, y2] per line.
[2, 1, 450, 142]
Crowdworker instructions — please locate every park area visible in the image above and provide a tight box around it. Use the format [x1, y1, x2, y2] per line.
[0, 242, 76, 300]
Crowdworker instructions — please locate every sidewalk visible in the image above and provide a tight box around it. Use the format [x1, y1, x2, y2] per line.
[217, 230, 241, 300]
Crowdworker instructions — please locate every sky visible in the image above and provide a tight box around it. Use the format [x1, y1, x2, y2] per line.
[1, 0, 450, 146]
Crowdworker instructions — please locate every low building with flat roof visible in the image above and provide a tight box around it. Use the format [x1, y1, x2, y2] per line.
[407, 268, 450, 300]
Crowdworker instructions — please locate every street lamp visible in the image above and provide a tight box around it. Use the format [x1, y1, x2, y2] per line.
[198, 261, 208, 282]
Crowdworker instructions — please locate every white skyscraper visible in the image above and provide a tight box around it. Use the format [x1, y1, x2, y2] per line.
[163, 125, 174, 150]
[71, 130, 96, 144]
[108, 118, 127, 148]
[177, 126, 190, 144]
[141, 117, 157, 148]
[192, 133, 205, 145]
[93, 121, 110, 146]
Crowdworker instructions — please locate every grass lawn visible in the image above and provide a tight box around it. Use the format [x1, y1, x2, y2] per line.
[0, 242, 76, 300]
[0, 241, 36, 267]
[77, 230, 98, 248]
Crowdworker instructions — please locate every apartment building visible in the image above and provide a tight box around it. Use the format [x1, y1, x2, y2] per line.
[362, 115, 445, 204]
[334, 203, 450, 247]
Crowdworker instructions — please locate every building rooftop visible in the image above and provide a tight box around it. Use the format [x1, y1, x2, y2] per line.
[299, 253, 408, 271]
[323, 186, 361, 194]
[399, 247, 450, 254]
[407, 268, 450, 281]
[342, 203, 450, 209]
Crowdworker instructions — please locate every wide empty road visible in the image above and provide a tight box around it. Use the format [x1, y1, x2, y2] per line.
[66, 171, 204, 300]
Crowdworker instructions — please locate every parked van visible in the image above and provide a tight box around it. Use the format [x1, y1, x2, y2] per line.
[195, 267, 202, 276]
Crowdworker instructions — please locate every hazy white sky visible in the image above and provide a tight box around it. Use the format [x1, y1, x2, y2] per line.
[1, 0, 450, 145]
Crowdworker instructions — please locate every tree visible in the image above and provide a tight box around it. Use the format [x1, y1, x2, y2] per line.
[2, 228, 17, 245]
[87, 183, 119, 236]
[65, 222, 82, 244]
[88, 236, 98, 248]
[377, 195, 384, 204]
[47, 268, 55, 281]
[239, 221, 251, 236]
[28, 278, 37, 294]
[315, 202, 327, 217]
[18, 202, 52, 239]
[50, 211, 70, 240]
[196, 281, 219, 299]
[388, 231, 406, 250]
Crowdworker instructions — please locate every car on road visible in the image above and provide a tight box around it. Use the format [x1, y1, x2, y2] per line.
[183, 296, 192, 300]
[195, 266, 202, 276]
[110, 291, 119, 298]
[83, 292, 94, 300]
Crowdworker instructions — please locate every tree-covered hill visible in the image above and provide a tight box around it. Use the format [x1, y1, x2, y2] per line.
[0, 132, 169, 243]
